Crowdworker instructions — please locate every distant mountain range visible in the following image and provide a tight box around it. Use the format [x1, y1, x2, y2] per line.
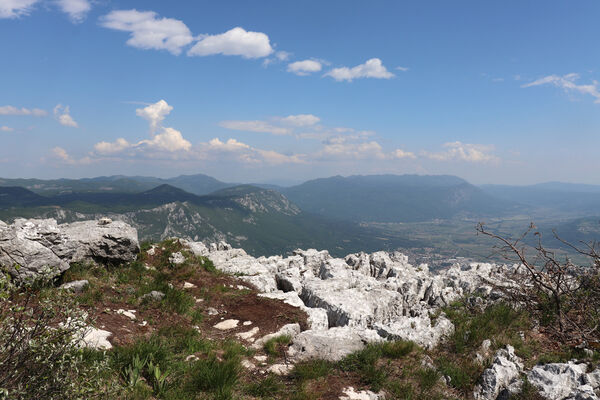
[1, 173, 599, 258]
[279, 174, 519, 222]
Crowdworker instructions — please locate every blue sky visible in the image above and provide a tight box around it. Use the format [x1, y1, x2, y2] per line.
[1, 0, 599, 185]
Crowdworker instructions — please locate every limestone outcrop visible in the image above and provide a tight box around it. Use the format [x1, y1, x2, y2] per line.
[199, 241, 517, 358]
[0, 218, 139, 281]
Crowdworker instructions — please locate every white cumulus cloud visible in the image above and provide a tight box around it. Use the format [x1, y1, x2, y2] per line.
[206, 137, 251, 152]
[94, 138, 131, 154]
[136, 100, 173, 133]
[53, 104, 78, 127]
[287, 60, 322, 76]
[522, 73, 600, 103]
[99, 9, 194, 55]
[0, 0, 38, 18]
[0, 105, 47, 116]
[393, 148, 416, 159]
[56, 0, 91, 23]
[325, 58, 394, 82]
[138, 127, 191, 152]
[94, 99, 191, 155]
[188, 27, 273, 59]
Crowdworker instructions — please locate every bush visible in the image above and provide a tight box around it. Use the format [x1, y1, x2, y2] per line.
[0, 277, 112, 399]
[477, 223, 600, 345]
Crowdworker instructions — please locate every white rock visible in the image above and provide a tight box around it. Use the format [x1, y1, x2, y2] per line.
[82, 327, 112, 350]
[267, 363, 293, 376]
[236, 327, 260, 340]
[183, 281, 196, 289]
[287, 327, 382, 362]
[213, 319, 239, 330]
[241, 359, 256, 370]
[141, 290, 165, 301]
[169, 252, 186, 265]
[207, 307, 219, 316]
[59, 279, 89, 293]
[340, 387, 385, 400]
[185, 354, 199, 362]
[116, 309, 136, 320]
[243, 321, 252, 326]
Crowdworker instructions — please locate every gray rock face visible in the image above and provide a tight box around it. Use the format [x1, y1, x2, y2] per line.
[199, 240, 516, 357]
[527, 362, 600, 400]
[0, 218, 139, 281]
[473, 345, 524, 400]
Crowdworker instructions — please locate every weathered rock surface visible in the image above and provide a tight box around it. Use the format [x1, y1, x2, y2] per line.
[0, 218, 139, 281]
[527, 362, 600, 400]
[473, 345, 524, 400]
[199, 240, 517, 358]
[287, 327, 382, 362]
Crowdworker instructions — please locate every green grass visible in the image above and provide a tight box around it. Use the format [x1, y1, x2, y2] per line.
[263, 335, 292, 357]
[444, 301, 530, 355]
[245, 375, 284, 398]
[291, 359, 334, 382]
[436, 356, 481, 393]
[162, 287, 195, 315]
[186, 356, 241, 400]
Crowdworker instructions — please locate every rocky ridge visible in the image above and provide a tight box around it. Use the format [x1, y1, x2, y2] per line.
[1, 218, 599, 400]
[187, 239, 510, 354]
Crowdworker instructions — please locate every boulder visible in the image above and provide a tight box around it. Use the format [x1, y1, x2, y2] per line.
[56, 219, 139, 264]
[0, 219, 70, 280]
[0, 218, 139, 281]
[287, 327, 382, 362]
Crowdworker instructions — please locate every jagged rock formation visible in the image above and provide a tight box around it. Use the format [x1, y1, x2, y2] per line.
[527, 362, 600, 400]
[0, 218, 139, 281]
[474, 345, 524, 399]
[183, 239, 514, 356]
